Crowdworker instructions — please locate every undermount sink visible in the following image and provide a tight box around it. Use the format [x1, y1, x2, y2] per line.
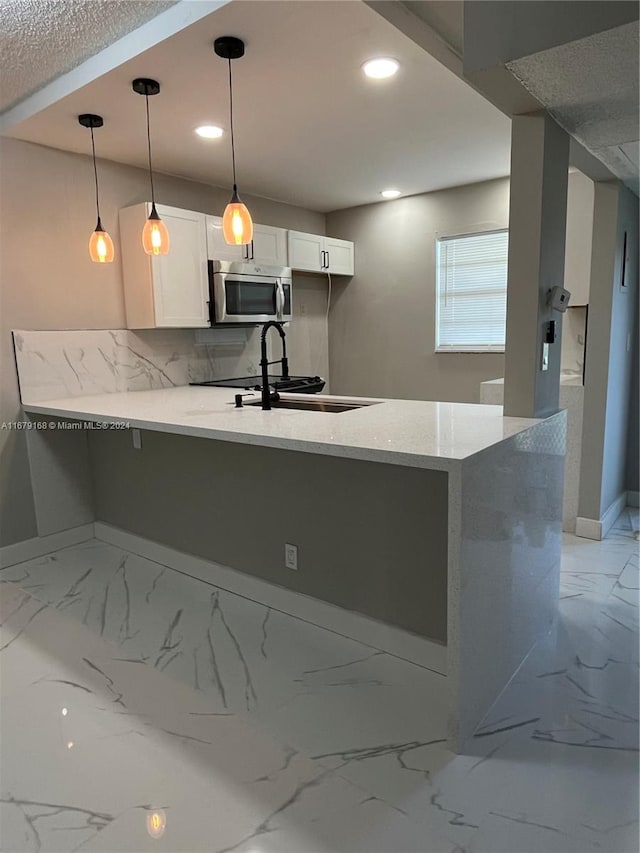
[246, 397, 378, 413]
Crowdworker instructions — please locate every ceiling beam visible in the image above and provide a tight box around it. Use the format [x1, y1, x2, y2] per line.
[365, 1, 463, 77]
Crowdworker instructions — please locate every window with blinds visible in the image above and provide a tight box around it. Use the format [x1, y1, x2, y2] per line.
[435, 229, 509, 352]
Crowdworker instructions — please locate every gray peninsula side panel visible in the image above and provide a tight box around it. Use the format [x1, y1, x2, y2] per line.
[88, 430, 449, 642]
[447, 410, 566, 750]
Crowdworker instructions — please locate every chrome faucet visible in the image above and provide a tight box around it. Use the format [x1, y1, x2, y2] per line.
[260, 322, 289, 410]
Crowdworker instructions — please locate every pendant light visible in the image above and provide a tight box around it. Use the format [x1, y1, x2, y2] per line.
[214, 36, 253, 246]
[132, 78, 170, 255]
[78, 114, 115, 263]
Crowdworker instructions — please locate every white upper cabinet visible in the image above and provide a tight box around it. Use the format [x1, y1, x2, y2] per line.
[120, 203, 209, 329]
[324, 236, 355, 276]
[120, 205, 356, 330]
[206, 217, 288, 266]
[205, 216, 244, 263]
[288, 230, 354, 276]
[288, 231, 324, 272]
[244, 223, 288, 266]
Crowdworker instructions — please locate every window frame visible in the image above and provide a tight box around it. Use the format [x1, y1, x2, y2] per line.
[434, 227, 509, 354]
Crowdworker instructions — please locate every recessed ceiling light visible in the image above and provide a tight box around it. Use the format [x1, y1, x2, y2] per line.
[195, 125, 224, 139]
[362, 58, 399, 79]
[381, 189, 401, 199]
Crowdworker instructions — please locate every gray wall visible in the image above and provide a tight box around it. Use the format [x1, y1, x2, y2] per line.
[326, 178, 509, 402]
[579, 182, 639, 520]
[600, 185, 639, 511]
[0, 137, 326, 547]
[89, 430, 449, 642]
[503, 113, 569, 419]
[627, 305, 639, 494]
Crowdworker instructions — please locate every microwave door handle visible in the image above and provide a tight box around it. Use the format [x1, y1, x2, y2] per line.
[275, 281, 284, 321]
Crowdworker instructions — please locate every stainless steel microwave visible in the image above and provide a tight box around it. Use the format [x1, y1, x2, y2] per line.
[208, 260, 292, 325]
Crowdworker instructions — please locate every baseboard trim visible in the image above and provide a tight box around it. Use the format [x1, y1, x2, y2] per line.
[576, 492, 629, 541]
[627, 490, 639, 508]
[575, 516, 602, 541]
[0, 523, 94, 569]
[94, 522, 447, 675]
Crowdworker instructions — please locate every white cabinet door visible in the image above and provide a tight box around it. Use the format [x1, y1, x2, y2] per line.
[288, 231, 354, 275]
[206, 215, 244, 262]
[288, 230, 323, 272]
[247, 223, 288, 266]
[325, 237, 355, 276]
[151, 205, 209, 327]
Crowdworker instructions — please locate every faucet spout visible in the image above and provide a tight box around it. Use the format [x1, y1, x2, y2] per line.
[260, 322, 288, 410]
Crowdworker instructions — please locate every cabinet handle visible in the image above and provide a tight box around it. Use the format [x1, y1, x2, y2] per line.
[325, 250, 330, 270]
[275, 282, 284, 321]
[321, 250, 327, 269]
[251, 240, 255, 261]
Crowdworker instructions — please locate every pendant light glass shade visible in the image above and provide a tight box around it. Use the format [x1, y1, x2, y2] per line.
[223, 187, 253, 245]
[89, 220, 115, 263]
[214, 37, 253, 246]
[78, 114, 114, 264]
[142, 204, 170, 255]
[132, 78, 169, 255]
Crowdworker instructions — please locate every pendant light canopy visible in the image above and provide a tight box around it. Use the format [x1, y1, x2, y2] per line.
[214, 36, 253, 246]
[132, 78, 170, 256]
[78, 114, 115, 264]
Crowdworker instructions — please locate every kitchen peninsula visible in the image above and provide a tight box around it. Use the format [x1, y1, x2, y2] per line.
[13, 329, 566, 752]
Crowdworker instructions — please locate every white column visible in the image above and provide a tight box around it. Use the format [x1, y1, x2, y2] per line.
[504, 112, 569, 418]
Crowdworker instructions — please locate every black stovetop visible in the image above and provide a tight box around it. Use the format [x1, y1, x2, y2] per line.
[190, 374, 325, 393]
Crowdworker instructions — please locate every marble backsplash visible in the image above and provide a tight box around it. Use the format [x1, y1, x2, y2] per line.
[12, 328, 265, 404]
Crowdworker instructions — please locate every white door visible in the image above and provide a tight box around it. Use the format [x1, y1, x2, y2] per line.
[288, 230, 323, 272]
[206, 215, 245, 262]
[151, 207, 209, 327]
[324, 237, 355, 276]
[248, 223, 288, 266]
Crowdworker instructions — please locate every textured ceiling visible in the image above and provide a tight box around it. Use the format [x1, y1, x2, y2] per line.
[508, 22, 639, 193]
[0, 0, 176, 112]
[6, 0, 512, 212]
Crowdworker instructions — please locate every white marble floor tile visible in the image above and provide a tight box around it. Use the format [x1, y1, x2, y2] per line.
[78, 773, 455, 853]
[256, 650, 448, 768]
[612, 507, 640, 540]
[1, 542, 380, 720]
[1, 585, 455, 853]
[561, 536, 636, 575]
[1, 540, 450, 771]
[2, 519, 638, 853]
[306, 527, 640, 852]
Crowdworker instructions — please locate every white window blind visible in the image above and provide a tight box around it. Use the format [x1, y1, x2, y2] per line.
[436, 229, 508, 352]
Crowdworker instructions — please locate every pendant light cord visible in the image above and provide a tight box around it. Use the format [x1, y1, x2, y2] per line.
[227, 57, 238, 191]
[89, 126, 101, 223]
[145, 93, 157, 206]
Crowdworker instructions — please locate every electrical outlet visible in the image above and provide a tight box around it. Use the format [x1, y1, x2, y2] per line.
[285, 543, 298, 571]
[132, 428, 142, 450]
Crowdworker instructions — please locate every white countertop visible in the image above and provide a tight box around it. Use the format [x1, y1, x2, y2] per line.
[22, 387, 543, 471]
[482, 374, 584, 387]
